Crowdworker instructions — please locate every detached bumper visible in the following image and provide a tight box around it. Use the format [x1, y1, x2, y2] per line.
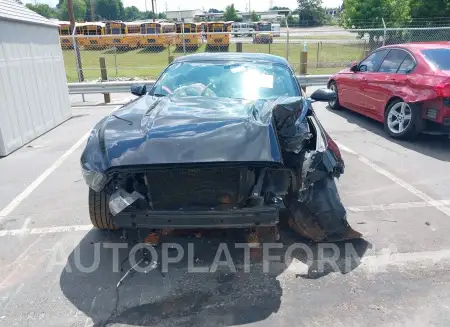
[112, 207, 279, 229]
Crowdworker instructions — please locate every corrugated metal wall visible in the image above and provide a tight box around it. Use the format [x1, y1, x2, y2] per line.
[0, 20, 71, 156]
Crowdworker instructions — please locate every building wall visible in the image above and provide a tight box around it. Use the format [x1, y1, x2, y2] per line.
[0, 19, 71, 156]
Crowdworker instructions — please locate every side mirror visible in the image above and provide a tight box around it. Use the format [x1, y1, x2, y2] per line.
[310, 88, 336, 102]
[131, 84, 147, 96]
[350, 64, 359, 72]
[359, 64, 368, 72]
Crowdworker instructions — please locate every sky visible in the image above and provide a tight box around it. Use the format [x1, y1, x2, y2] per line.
[25, 0, 343, 12]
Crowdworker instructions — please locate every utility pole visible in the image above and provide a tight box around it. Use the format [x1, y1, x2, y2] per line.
[68, 0, 84, 81]
[90, 0, 95, 21]
[145, 0, 148, 13]
[151, 0, 155, 22]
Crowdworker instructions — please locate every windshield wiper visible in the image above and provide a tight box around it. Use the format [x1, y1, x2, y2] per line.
[153, 93, 166, 97]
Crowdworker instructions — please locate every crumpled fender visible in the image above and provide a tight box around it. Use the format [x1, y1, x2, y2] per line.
[270, 97, 361, 242]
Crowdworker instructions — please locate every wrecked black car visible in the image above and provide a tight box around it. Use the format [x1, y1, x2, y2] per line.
[80, 53, 361, 242]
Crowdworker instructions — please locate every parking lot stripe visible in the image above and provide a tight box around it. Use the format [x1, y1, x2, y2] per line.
[0, 225, 92, 237]
[348, 199, 450, 212]
[336, 142, 450, 217]
[0, 131, 91, 221]
[0, 103, 127, 221]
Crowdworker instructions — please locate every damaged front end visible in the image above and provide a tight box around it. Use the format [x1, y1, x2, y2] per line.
[262, 96, 361, 242]
[104, 164, 292, 229]
[84, 94, 361, 242]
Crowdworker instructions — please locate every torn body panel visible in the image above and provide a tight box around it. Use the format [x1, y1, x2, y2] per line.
[82, 94, 360, 242]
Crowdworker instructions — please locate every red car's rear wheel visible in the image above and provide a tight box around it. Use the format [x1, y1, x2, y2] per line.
[384, 100, 419, 139]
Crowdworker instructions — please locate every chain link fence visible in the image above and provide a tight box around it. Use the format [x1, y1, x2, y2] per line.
[61, 26, 450, 83]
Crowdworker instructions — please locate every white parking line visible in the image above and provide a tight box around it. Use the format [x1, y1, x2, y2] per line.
[0, 102, 129, 221]
[336, 142, 450, 217]
[347, 199, 450, 212]
[1, 198, 450, 237]
[0, 131, 91, 221]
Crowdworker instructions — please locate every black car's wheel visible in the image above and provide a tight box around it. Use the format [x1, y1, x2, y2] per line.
[88, 189, 117, 230]
[384, 99, 419, 139]
[328, 81, 341, 110]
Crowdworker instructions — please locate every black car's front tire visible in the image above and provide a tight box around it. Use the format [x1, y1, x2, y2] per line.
[88, 189, 117, 230]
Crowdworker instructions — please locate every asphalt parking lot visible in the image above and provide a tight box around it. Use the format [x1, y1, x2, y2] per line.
[1, 91, 450, 327]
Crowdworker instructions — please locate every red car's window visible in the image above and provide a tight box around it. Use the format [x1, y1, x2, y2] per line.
[379, 50, 408, 73]
[397, 55, 415, 74]
[360, 49, 389, 72]
[422, 48, 450, 71]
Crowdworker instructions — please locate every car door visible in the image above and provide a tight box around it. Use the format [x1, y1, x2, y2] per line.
[339, 49, 389, 113]
[364, 49, 416, 121]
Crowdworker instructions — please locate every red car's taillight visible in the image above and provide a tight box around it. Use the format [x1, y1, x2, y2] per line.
[435, 81, 450, 98]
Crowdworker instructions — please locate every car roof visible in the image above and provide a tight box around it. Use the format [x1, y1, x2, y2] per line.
[382, 42, 450, 52]
[173, 52, 289, 65]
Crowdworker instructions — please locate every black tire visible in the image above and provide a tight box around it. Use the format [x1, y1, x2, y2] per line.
[384, 99, 420, 139]
[88, 189, 117, 230]
[328, 81, 341, 110]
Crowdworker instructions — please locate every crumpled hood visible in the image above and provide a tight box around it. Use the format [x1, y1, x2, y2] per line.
[84, 95, 283, 172]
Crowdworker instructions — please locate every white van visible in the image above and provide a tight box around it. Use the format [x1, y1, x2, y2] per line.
[271, 23, 281, 37]
[231, 23, 254, 37]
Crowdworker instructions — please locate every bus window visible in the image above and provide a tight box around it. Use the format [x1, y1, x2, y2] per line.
[111, 28, 121, 34]
[127, 25, 140, 34]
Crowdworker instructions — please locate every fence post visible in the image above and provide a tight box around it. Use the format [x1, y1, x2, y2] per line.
[71, 26, 85, 102]
[99, 57, 110, 103]
[168, 55, 174, 63]
[285, 22, 289, 60]
[382, 18, 387, 46]
[316, 42, 319, 69]
[182, 22, 186, 54]
[114, 46, 118, 76]
[236, 42, 243, 52]
[300, 42, 308, 92]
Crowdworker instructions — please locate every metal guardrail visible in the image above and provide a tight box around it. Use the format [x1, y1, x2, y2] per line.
[67, 75, 331, 94]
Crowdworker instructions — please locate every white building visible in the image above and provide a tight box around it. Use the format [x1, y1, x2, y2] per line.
[166, 9, 204, 22]
[0, 0, 71, 156]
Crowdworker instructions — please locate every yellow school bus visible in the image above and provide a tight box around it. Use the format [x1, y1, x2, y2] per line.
[78, 22, 106, 49]
[175, 22, 202, 50]
[253, 21, 274, 44]
[140, 22, 176, 49]
[58, 21, 72, 49]
[104, 21, 126, 48]
[104, 21, 142, 49]
[206, 22, 231, 51]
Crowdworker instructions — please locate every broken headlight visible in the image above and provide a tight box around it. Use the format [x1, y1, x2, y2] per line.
[82, 166, 107, 192]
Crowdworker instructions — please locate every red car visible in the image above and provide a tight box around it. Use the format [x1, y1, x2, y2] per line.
[327, 42, 450, 138]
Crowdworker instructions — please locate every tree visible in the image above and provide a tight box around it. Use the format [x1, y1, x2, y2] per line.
[297, 0, 326, 26]
[223, 4, 239, 21]
[95, 0, 124, 20]
[410, 0, 450, 26]
[208, 8, 222, 13]
[124, 6, 140, 21]
[59, 0, 87, 21]
[25, 3, 58, 18]
[250, 10, 260, 22]
[341, 0, 411, 47]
